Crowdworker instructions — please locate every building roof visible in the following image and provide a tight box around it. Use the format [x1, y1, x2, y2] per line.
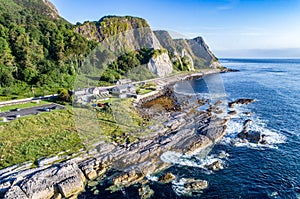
[116, 79, 132, 84]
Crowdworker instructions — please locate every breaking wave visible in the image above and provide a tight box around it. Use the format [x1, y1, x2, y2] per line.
[221, 106, 286, 149]
[172, 178, 205, 197]
[160, 151, 229, 173]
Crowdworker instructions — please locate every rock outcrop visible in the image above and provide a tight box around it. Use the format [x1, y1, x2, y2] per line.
[229, 98, 255, 108]
[237, 119, 267, 144]
[1, 162, 88, 199]
[154, 30, 221, 69]
[147, 52, 173, 77]
[138, 184, 154, 199]
[183, 178, 208, 191]
[205, 160, 223, 171]
[75, 17, 221, 72]
[1, 82, 230, 198]
[75, 16, 150, 43]
[158, 172, 176, 183]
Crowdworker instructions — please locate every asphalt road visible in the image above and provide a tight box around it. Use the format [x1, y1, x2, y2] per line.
[0, 104, 66, 120]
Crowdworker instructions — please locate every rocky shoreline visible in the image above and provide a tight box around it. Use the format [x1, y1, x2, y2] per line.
[0, 70, 247, 199]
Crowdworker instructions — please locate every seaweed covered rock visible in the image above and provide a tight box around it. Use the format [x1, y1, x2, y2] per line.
[158, 172, 176, 183]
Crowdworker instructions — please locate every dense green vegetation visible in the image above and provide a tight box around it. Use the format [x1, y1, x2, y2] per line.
[0, 0, 219, 169]
[100, 48, 165, 83]
[0, 0, 96, 99]
[75, 15, 149, 42]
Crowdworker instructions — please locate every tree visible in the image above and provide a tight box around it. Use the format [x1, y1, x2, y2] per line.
[58, 88, 70, 102]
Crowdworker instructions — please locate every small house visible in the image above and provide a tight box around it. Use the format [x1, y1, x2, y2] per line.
[116, 79, 132, 85]
[112, 84, 136, 98]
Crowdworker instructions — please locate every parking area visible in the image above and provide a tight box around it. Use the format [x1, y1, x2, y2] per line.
[0, 104, 66, 121]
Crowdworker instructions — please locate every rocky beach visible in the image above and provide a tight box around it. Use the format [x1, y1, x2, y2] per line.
[0, 70, 257, 199]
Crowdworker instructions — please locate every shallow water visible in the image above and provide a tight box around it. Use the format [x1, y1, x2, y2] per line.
[79, 59, 300, 198]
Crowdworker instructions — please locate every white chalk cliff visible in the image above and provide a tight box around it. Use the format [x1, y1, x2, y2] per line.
[147, 52, 173, 77]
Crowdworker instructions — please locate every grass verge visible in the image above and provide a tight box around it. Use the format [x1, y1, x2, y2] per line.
[0, 100, 51, 112]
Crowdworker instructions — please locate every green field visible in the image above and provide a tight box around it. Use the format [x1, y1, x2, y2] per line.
[0, 101, 51, 112]
[0, 98, 148, 169]
[0, 109, 83, 169]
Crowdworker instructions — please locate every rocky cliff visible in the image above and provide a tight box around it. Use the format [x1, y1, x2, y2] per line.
[147, 52, 173, 77]
[13, 0, 60, 19]
[75, 16, 150, 42]
[154, 30, 221, 69]
[75, 16, 222, 76]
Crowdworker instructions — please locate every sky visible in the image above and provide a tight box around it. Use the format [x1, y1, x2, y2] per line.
[50, 0, 300, 58]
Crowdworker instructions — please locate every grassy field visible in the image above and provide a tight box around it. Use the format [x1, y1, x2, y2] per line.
[74, 98, 146, 147]
[0, 109, 83, 169]
[0, 100, 51, 112]
[0, 98, 148, 169]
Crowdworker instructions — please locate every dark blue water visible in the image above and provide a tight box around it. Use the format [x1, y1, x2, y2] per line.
[80, 59, 300, 198]
[164, 58, 300, 198]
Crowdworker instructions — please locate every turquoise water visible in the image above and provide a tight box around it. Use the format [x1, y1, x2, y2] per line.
[79, 59, 300, 198]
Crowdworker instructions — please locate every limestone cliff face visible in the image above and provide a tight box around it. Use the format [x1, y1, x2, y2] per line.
[75, 16, 221, 73]
[189, 37, 222, 68]
[147, 52, 173, 77]
[75, 16, 161, 53]
[42, 0, 59, 18]
[154, 30, 221, 69]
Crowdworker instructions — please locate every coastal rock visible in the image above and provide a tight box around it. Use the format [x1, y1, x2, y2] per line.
[57, 176, 84, 198]
[205, 160, 223, 171]
[19, 166, 58, 199]
[237, 119, 265, 144]
[248, 131, 263, 144]
[158, 172, 176, 183]
[113, 171, 144, 186]
[51, 193, 62, 199]
[79, 159, 107, 180]
[228, 110, 237, 115]
[183, 179, 208, 191]
[138, 184, 154, 199]
[237, 119, 252, 139]
[229, 98, 254, 108]
[3, 186, 28, 199]
[220, 67, 239, 73]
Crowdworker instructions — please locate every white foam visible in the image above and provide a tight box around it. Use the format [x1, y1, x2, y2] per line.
[160, 151, 227, 172]
[221, 112, 286, 149]
[172, 178, 205, 196]
[145, 174, 158, 182]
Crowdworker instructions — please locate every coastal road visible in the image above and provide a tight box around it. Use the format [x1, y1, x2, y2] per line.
[0, 104, 66, 120]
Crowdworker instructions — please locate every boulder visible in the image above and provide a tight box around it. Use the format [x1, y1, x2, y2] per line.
[57, 176, 84, 198]
[229, 98, 254, 108]
[20, 166, 58, 199]
[85, 168, 97, 180]
[138, 184, 154, 199]
[205, 160, 223, 171]
[113, 171, 144, 185]
[248, 131, 262, 144]
[237, 119, 264, 144]
[158, 172, 175, 183]
[4, 186, 28, 199]
[228, 110, 237, 115]
[237, 119, 251, 139]
[183, 178, 208, 191]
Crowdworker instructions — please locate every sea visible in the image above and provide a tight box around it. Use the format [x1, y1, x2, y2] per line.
[79, 58, 300, 199]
